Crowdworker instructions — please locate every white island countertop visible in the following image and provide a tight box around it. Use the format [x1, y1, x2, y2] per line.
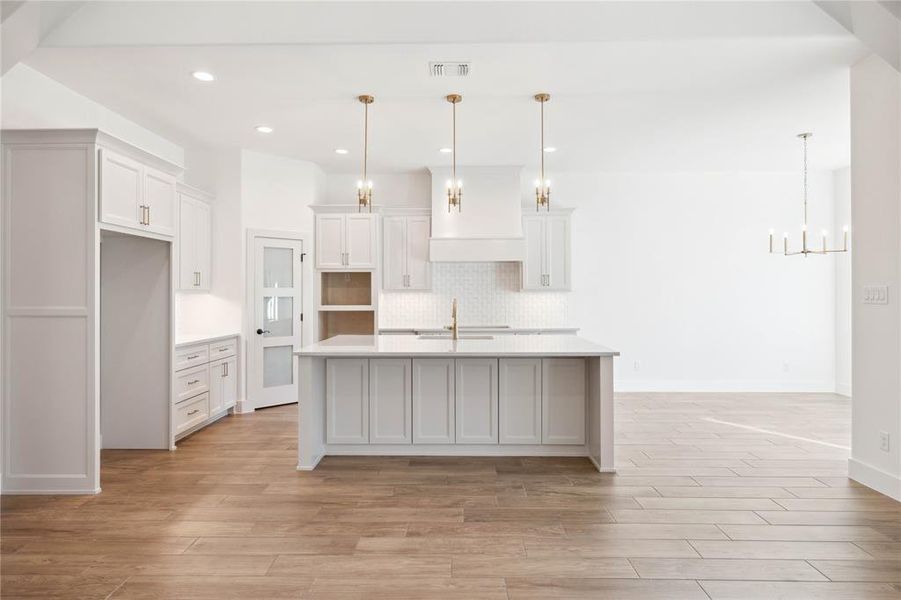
[296, 334, 618, 358]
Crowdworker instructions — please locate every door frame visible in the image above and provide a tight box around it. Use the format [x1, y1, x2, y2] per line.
[243, 229, 313, 413]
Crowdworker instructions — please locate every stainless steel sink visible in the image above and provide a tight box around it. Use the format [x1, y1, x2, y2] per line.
[418, 335, 494, 340]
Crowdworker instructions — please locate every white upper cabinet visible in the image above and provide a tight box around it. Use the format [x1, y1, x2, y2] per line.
[178, 189, 212, 291]
[315, 213, 376, 269]
[143, 166, 176, 236]
[99, 149, 143, 230]
[383, 215, 431, 290]
[99, 148, 176, 238]
[522, 212, 571, 291]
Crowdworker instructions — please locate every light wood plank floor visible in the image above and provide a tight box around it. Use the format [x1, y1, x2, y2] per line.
[3, 393, 900, 599]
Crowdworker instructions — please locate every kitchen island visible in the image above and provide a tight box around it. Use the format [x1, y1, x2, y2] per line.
[295, 334, 619, 471]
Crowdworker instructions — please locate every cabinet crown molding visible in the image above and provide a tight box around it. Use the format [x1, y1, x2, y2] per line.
[176, 181, 214, 202]
[311, 204, 383, 214]
[1, 128, 183, 176]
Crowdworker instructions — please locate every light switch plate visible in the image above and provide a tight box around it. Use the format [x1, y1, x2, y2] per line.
[863, 285, 889, 305]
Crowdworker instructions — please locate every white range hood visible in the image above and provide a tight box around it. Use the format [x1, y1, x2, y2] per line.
[428, 166, 525, 262]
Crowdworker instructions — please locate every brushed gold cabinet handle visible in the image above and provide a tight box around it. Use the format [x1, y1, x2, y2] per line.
[146, 204, 151, 225]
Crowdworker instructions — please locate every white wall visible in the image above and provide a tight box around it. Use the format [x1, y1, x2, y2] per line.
[325, 172, 430, 207]
[848, 53, 901, 500]
[175, 149, 323, 410]
[834, 167, 852, 397]
[356, 168, 842, 392]
[0, 64, 184, 167]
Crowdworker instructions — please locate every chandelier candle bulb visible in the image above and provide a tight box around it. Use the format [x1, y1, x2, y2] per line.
[768, 229, 775, 253]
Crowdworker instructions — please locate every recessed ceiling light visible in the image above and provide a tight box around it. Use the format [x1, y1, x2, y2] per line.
[335, 148, 349, 155]
[439, 147, 453, 153]
[543, 147, 557, 153]
[255, 125, 274, 134]
[192, 71, 215, 82]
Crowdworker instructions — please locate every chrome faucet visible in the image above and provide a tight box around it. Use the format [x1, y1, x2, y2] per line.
[445, 298, 459, 340]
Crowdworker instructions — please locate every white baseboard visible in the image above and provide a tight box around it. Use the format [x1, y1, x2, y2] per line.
[848, 458, 901, 501]
[296, 453, 323, 471]
[835, 382, 852, 397]
[614, 380, 837, 393]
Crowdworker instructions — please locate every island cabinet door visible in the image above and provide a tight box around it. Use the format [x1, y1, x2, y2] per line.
[455, 358, 499, 444]
[412, 358, 455, 444]
[369, 358, 412, 444]
[541, 358, 586, 445]
[499, 358, 542, 444]
[326, 358, 369, 444]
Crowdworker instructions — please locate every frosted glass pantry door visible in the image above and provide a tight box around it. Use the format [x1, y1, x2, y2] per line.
[252, 238, 304, 409]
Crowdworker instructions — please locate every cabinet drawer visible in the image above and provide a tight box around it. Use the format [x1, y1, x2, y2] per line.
[209, 338, 237, 360]
[175, 364, 209, 403]
[175, 393, 210, 435]
[175, 343, 209, 371]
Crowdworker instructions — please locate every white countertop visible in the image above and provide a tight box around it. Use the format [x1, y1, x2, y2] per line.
[379, 326, 580, 335]
[296, 334, 618, 358]
[175, 332, 240, 347]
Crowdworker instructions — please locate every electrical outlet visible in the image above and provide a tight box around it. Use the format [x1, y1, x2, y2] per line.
[633, 360, 640, 372]
[879, 431, 890, 452]
[864, 285, 889, 305]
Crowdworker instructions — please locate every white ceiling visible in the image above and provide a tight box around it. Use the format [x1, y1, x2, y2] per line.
[18, 1, 867, 173]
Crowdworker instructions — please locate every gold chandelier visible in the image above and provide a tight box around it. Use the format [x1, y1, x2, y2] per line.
[356, 95, 374, 212]
[446, 94, 463, 212]
[534, 93, 551, 211]
[770, 132, 848, 256]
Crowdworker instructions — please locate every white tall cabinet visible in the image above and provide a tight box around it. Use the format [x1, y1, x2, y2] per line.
[383, 213, 431, 290]
[522, 210, 572, 291]
[2, 129, 181, 494]
[177, 184, 212, 291]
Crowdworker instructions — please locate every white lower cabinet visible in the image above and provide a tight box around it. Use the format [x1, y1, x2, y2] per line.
[173, 335, 239, 444]
[542, 358, 586, 444]
[412, 358, 455, 444]
[499, 358, 542, 444]
[369, 358, 412, 444]
[210, 356, 237, 414]
[326, 358, 370, 444]
[455, 358, 498, 444]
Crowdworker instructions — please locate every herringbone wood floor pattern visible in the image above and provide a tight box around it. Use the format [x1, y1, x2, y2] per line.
[2, 393, 900, 599]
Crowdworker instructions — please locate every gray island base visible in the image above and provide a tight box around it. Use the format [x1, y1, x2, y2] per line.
[296, 335, 619, 472]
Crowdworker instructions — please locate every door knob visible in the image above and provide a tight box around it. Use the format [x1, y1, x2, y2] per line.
[256, 328, 270, 335]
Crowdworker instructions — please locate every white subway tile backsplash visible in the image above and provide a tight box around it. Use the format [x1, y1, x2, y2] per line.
[379, 263, 570, 328]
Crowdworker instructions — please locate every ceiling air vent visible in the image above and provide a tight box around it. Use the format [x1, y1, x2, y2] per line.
[429, 62, 471, 77]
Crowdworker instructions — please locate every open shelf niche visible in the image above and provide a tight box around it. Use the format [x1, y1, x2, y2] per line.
[317, 271, 376, 341]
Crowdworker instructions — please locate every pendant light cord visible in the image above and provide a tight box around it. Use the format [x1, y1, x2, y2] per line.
[363, 102, 368, 185]
[452, 100, 456, 185]
[540, 99, 545, 184]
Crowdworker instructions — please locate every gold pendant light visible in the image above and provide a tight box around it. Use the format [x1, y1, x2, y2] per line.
[446, 94, 463, 212]
[534, 93, 551, 211]
[356, 95, 374, 212]
[769, 132, 848, 256]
